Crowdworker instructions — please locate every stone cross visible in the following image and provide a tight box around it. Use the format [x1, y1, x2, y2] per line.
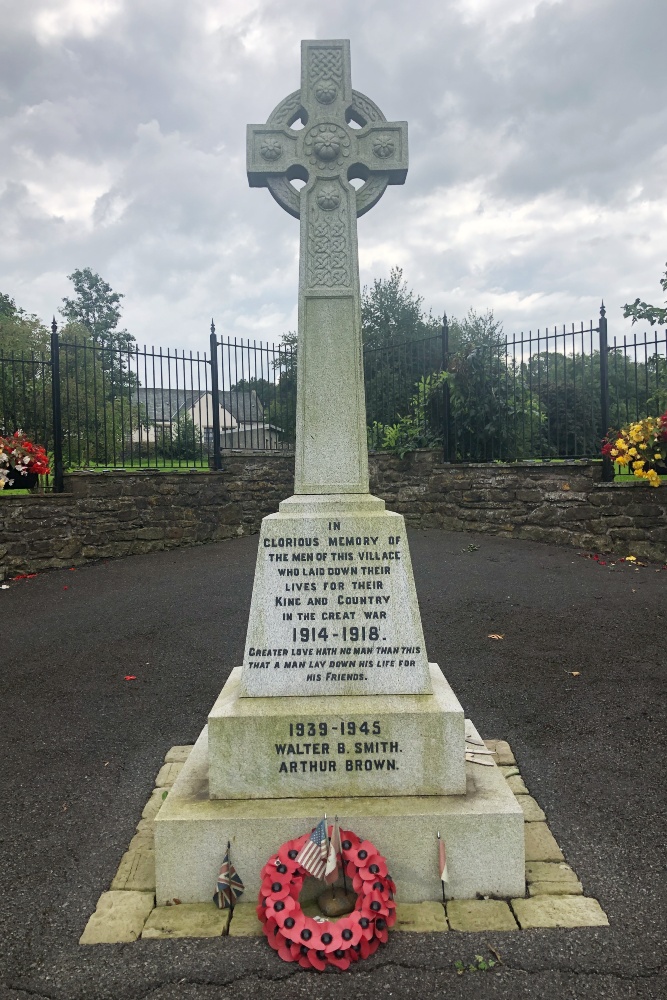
[247, 39, 408, 495]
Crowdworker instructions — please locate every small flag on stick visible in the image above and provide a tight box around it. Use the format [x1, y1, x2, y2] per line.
[213, 841, 245, 909]
[296, 817, 329, 880]
[324, 816, 342, 884]
[437, 830, 448, 903]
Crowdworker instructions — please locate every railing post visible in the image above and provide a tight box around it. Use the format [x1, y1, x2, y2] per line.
[598, 301, 613, 482]
[209, 319, 222, 470]
[441, 311, 452, 463]
[50, 317, 64, 493]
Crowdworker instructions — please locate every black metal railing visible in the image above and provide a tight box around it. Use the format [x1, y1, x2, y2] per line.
[1, 304, 665, 491]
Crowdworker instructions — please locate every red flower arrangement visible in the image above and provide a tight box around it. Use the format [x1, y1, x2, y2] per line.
[257, 827, 396, 970]
[0, 431, 50, 489]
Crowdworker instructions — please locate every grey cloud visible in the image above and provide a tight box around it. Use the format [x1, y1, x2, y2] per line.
[0, 0, 665, 348]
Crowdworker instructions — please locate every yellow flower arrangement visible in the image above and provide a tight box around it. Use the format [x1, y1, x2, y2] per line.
[603, 412, 667, 486]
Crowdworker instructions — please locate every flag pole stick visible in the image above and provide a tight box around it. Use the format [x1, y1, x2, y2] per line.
[337, 815, 349, 893]
[228, 840, 235, 912]
[437, 831, 446, 906]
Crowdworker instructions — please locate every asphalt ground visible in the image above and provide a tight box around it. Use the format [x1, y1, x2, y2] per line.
[1, 528, 666, 1000]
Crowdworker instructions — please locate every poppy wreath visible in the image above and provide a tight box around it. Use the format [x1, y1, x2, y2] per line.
[256, 827, 396, 971]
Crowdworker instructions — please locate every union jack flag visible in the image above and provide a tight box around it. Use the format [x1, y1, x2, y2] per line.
[296, 818, 329, 880]
[213, 842, 245, 909]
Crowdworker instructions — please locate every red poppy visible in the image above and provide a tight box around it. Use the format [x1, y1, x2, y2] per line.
[277, 941, 297, 962]
[351, 872, 365, 893]
[327, 949, 351, 971]
[361, 890, 390, 919]
[357, 914, 375, 941]
[373, 916, 390, 943]
[297, 953, 313, 969]
[334, 915, 362, 947]
[358, 855, 388, 879]
[311, 922, 342, 953]
[278, 838, 307, 866]
[294, 915, 320, 949]
[265, 894, 297, 921]
[274, 909, 305, 940]
[308, 949, 328, 971]
[260, 872, 292, 899]
[347, 840, 376, 866]
[359, 935, 380, 958]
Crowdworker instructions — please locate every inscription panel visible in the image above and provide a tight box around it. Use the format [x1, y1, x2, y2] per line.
[241, 510, 431, 696]
[209, 665, 466, 798]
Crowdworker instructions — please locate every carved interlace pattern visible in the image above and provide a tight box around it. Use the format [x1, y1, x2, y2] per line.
[267, 91, 304, 129]
[308, 47, 344, 93]
[307, 204, 350, 288]
[350, 90, 386, 126]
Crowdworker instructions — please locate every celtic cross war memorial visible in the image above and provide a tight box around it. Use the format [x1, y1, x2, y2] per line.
[154, 40, 525, 904]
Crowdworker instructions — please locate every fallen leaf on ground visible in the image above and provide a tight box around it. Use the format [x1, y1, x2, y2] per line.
[487, 634, 504, 640]
[124, 675, 137, 681]
[568, 671, 581, 677]
[11, 573, 37, 580]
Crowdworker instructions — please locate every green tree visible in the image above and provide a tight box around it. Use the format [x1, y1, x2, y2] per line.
[623, 264, 667, 327]
[439, 310, 545, 461]
[361, 269, 441, 441]
[0, 293, 51, 439]
[0, 293, 50, 355]
[59, 268, 137, 393]
[361, 267, 439, 349]
[60, 268, 135, 349]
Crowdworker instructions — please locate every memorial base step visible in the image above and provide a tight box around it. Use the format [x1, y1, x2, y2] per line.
[155, 723, 525, 905]
[208, 665, 466, 799]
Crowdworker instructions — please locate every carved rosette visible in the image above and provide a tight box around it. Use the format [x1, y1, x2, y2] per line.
[316, 184, 341, 211]
[304, 123, 351, 168]
[372, 135, 395, 159]
[315, 79, 338, 104]
[260, 138, 283, 161]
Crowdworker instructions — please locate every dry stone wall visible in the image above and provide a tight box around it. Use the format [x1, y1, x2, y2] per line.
[1, 451, 665, 579]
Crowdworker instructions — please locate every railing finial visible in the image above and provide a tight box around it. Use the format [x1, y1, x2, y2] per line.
[600, 300, 606, 318]
[210, 318, 216, 336]
[51, 316, 58, 336]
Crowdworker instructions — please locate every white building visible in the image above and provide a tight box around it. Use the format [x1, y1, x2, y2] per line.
[130, 388, 283, 451]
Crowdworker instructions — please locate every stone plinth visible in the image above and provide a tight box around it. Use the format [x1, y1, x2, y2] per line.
[155, 722, 525, 905]
[209, 664, 465, 799]
[241, 494, 432, 697]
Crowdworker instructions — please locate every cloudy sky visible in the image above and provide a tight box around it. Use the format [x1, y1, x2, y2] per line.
[1, 0, 666, 353]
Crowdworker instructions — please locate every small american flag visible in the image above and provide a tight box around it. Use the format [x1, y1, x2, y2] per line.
[213, 842, 245, 909]
[296, 818, 329, 880]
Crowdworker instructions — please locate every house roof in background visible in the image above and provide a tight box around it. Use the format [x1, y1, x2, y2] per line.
[132, 388, 264, 423]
